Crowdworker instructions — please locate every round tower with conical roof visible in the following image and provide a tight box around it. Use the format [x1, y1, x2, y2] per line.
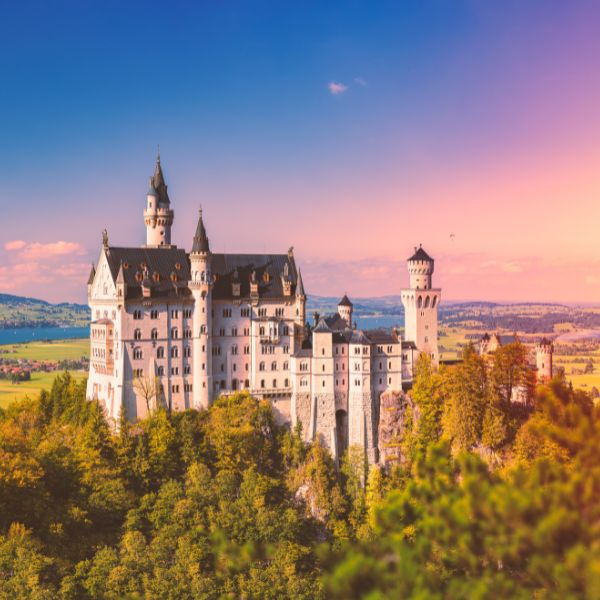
[144, 153, 174, 247]
[535, 338, 553, 383]
[401, 245, 441, 367]
[189, 209, 213, 409]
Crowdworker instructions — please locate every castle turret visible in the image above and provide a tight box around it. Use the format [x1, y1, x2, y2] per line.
[535, 338, 553, 383]
[189, 209, 213, 409]
[338, 294, 353, 327]
[144, 153, 174, 247]
[401, 245, 441, 366]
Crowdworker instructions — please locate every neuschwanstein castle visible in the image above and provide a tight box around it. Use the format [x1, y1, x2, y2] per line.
[87, 156, 441, 463]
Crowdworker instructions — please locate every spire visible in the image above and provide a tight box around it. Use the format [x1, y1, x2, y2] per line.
[151, 153, 170, 205]
[338, 293, 352, 307]
[87, 264, 96, 285]
[191, 208, 210, 253]
[116, 262, 125, 284]
[296, 268, 305, 297]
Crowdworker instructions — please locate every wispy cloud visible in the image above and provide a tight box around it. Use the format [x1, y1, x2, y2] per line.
[5, 240, 86, 259]
[354, 77, 367, 86]
[328, 81, 348, 95]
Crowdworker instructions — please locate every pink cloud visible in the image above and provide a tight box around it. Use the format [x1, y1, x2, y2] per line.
[4, 240, 26, 250]
[20, 241, 86, 259]
[328, 81, 347, 95]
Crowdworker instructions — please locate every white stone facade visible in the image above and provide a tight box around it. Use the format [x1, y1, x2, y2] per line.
[87, 157, 440, 464]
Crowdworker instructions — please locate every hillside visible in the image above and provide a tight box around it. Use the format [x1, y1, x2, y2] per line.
[0, 293, 89, 329]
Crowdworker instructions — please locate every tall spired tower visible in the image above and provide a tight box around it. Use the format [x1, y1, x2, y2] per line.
[144, 153, 174, 247]
[401, 245, 441, 366]
[189, 209, 213, 409]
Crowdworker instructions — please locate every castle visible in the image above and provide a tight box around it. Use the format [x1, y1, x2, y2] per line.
[86, 157, 440, 462]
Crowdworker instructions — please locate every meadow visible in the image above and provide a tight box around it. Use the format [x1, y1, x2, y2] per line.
[0, 338, 88, 407]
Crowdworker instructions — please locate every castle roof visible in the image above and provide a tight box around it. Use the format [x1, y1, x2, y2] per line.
[323, 313, 349, 331]
[191, 209, 210, 253]
[210, 253, 303, 301]
[313, 318, 332, 333]
[408, 245, 433, 262]
[87, 264, 96, 285]
[338, 294, 352, 307]
[104, 246, 191, 300]
[151, 154, 170, 205]
[296, 269, 305, 297]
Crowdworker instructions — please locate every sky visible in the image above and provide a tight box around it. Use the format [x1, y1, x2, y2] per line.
[1, 0, 599, 304]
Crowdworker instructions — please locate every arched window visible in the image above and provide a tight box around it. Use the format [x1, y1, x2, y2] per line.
[133, 347, 142, 360]
[424, 296, 430, 308]
[157, 366, 164, 376]
[171, 346, 179, 358]
[272, 379, 277, 388]
[260, 379, 265, 388]
[271, 361, 277, 371]
[134, 329, 141, 341]
[151, 328, 158, 340]
[417, 296, 423, 308]
[157, 346, 164, 359]
[260, 326, 265, 336]
[432, 296, 437, 308]
[171, 327, 178, 339]
[283, 361, 288, 370]
[259, 362, 265, 371]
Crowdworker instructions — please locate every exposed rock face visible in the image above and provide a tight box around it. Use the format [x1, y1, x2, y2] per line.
[378, 390, 414, 467]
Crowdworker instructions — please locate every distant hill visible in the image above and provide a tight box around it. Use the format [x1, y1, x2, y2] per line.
[0, 294, 89, 329]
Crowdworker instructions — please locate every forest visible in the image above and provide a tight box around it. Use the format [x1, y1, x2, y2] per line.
[1, 344, 599, 599]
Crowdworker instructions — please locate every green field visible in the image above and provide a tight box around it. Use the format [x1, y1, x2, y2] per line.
[0, 338, 88, 407]
[0, 370, 87, 408]
[0, 338, 89, 361]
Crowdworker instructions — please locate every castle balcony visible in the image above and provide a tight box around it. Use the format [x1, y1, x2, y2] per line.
[260, 333, 280, 344]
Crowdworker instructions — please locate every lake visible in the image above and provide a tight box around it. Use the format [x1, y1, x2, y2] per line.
[354, 315, 404, 330]
[0, 327, 90, 345]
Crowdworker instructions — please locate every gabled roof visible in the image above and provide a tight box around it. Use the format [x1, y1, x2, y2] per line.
[313, 318, 332, 333]
[211, 253, 301, 300]
[408, 245, 433, 262]
[87, 264, 96, 285]
[323, 313, 349, 331]
[104, 246, 191, 301]
[191, 209, 210, 253]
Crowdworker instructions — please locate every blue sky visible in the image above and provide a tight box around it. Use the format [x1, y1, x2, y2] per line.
[1, 1, 600, 302]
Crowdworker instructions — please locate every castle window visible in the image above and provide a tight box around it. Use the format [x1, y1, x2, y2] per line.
[417, 296, 423, 309]
[183, 309, 192, 319]
[171, 347, 179, 358]
[335, 347, 339, 355]
[134, 369, 144, 378]
[322, 348, 325, 356]
[222, 308, 232, 318]
[151, 310, 158, 319]
[244, 345, 250, 354]
[157, 347, 164, 359]
[259, 362, 265, 371]
[171, 367, 179, 375]
[245, 364, 249, 371]
[424, 296, 430, 308]
[300, 378, 307, 387]
[342, 379, 345, 385]
[389, 377, 392, 385]
[133, 348, 142, 360]
[151, 328, 158, 340]
[184, 346, 191, 357]
[284, 378, 289, 387]
[260, 327, 265, 336]
[184, 365, 191, 374]
[283, 361, 288, 370]
[232, 379, 238, 390]
[171, 328, 178, 339]
[283, 345, 289, 354]
[184, 328, 192, 338]
[133, 310, 142, 320]
[322, 381, 325, 387]
[379, 362, 382, 369]
[231, 327, 238, 336]
[200, 325, 206, 334]
[283, 325, 289, 335]
[322, 365, 325, 372]
[245, 379, 249, 387]
[171, 309, 179, 318]
[172, 384, 179, 393]
[241, 307, 250, 318]
[258, 308, 267, 317]
[271, 361, 277, 371]
[261, 379, 265, 388]
[432, 296, 437, 308]
[232, 345, 238, 355]
[273, 379, 277, 387]
[134, 329, 141, 341]
[157, 366, 164, 376]
[233, 364, 237, 371]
